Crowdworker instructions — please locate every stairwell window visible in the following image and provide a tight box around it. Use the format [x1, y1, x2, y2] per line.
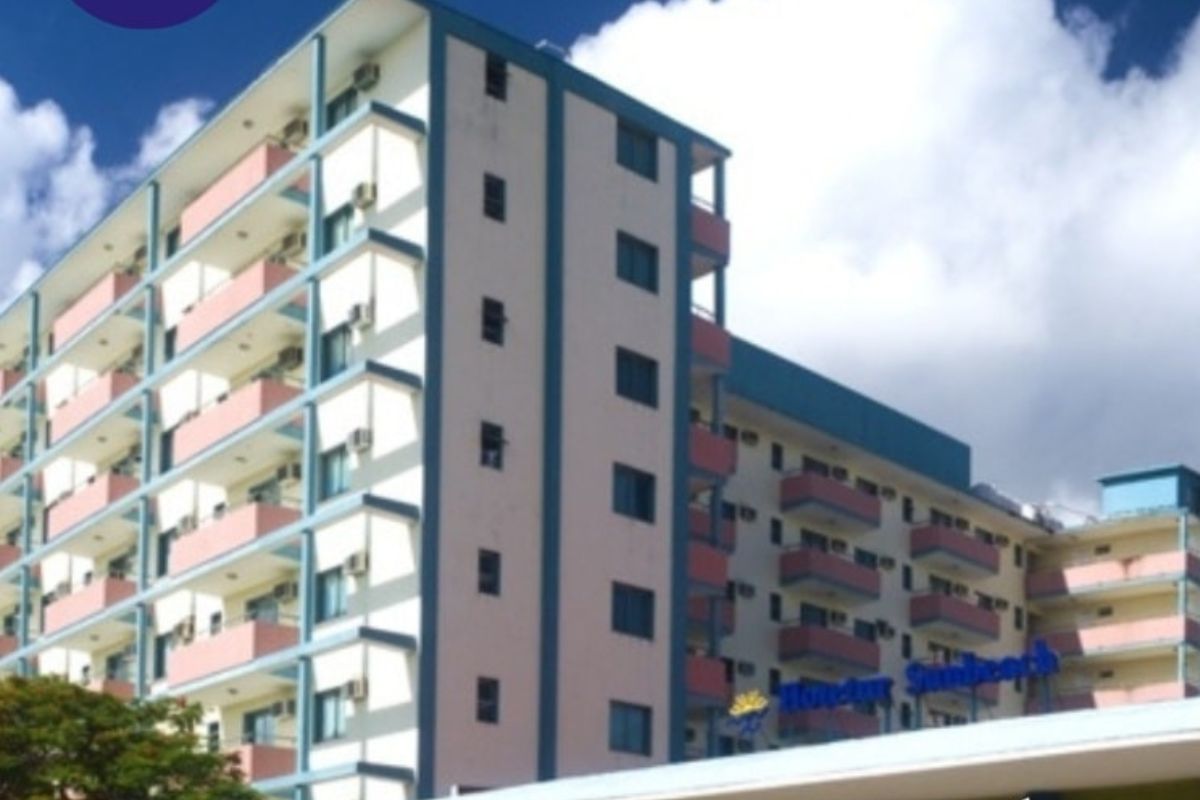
[616, 232, 658, 294]
[483, 173, 506, 222]
[611, 582, 655, 640]
[319, 445, 350, 500]
[321, 323, 352, 380]
[315, 567, 348, 623]
[609, 701, 652, 756]
[314, 689, 346, 743]
[613, 463, 655, 523]
[480, 422, 505, 470]
[476, 677, 500, 724]
[478, 549, 502, 596]
[617, 119, 658, 181]
[324, 204, 354, 254]
[615, 347, 658, 408]
[482, 297, 507, 345]
[485, 53, 508, 100]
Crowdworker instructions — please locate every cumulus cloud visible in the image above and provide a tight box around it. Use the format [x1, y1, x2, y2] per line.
[0, 82, 209, 302]
[570, 0, 1200, 510]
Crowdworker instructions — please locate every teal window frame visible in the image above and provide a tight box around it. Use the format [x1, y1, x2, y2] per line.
[616, 232, 658, 293]
[615, 347, 658, 408]
[617, 120, 658, 181]
[609, 701, 652, 756]
[611, 582, 655, 640]
[612, 463, 655, 523]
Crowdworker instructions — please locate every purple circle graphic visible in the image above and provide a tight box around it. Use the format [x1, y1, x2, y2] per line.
[72, 0, 220, 29]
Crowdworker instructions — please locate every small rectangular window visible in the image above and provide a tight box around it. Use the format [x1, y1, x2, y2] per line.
[616, 120, 658, 181]
[319, 445, 350, 500]
[854, 478, 878, 497]
[802, 456, 829, 476]
[482, 297, 506, 345]
[480, 422, 505, 470]
[770, 442, 784, 471]
[483, 173, 506, 222]
[900, 702, 913, 729]
[1014, 544, 1025, 568]
[1014, 606, 1025, 630]
[324, 204, 355, 254]
[768, 668, 781, 696]
[616, 232, 659, 293]
[315, 567, 348, 623]
[769, 517, 783, 546]
[801, 529, 828, 552]
[612, 463, 655, 523]
[476, 677, 500, 724]
[769, 593, 781, 622]
[612, 582, 655, 639]
[478, 549, 501, 596]
[321, 324, 352, 380]
[155, 530, 175, 578]
[853, 619, 877, 642]
[902, 564, 913, 591]
[326, 87, 359, 129]
[609, 701, 652, 756]
[902, 496, 914, 523]
[153, 633, 172, 680]
[800, 603, 828, 627]
[485, 53, 508, 100]
[165, 226, 182, 259]
[615, 348, 658, 407]
[854, 548, 878, 569]
[901, 633, 912, 659]
[314, 689, 346, 743]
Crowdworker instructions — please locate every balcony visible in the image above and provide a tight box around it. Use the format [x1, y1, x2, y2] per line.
[689, 426, 737, 485]
[778, 708, 879, 741]
[909, 593, 1001, 644]
[0, 635, 16, 658]
[46, 474, 140, 541]
[688, 506, 736, 551]
[780, 472, 881, 532]
[180, 143, 296, 244]
[778, 624, 880, 675]
[49, 371, 139, 445]
[0, 455, 21, 484]
[691, 314, 731, 373]
[1039, 680, 1199, 713]
[169, 504, 302, 576]
[691, 203, 730, 277]
[1027, 551, 1200, 603]
[688, 541, 728, 595]
[44, 577, 136, 634]
[0, 543, 18, 571]
[175, 260, 296, 353]
[168, 619, 298, 687]
[88, 677, 135, 701]
[52, 272, 139, 353]
[172, 379, 302, 465]
[0, 369, 23, 399]
[910, 524, 1000, 577]
[779, 547, 881, 605]
[685, 654, 732, 707]
[1039, 615, 1200, 658]
[687, 597, 734, 637]
[234, 743, 295, 783]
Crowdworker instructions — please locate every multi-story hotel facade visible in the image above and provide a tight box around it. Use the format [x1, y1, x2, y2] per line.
[0, 1, 1195, 799]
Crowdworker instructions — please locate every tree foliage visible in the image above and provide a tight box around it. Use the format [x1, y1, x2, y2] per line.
[0, 676, 265, 800]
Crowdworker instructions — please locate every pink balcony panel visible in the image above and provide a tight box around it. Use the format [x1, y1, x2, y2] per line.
[0, 543, 19, 571]
[688, 542, 728, 593]
[1041, 681, 1199, 713]
[169, 504, 301, 576]
[688, 597, 734, 636]
[46, 474, 140, 541]
[90, 678, 134, 702]
[1040, 615, 1200, 657]
[780, 472, 882, 531]
[0, 456, 20, 483]
[685, 655, 731, 707]
[910, 594, 1001, 642]
[52, 272, 139, 352]
[688, 507, 736, 550]
[910, 524, 1000, 576]
[180, 144, 295, 244]
[779, 708, 879, 740]
[780, 548, 881, 601]
[234, 744, 295, 783]
[167, 620, 298, 687]
[690, 426, 737, 479]
[0, 635, 16, 658]
[173, 380, 301, 465]
[49, 371, 138, 444]
[778, 624, 881, 674]
[0, 369, 22, 398]
[692, 205, 730, 261]
[175, 261, 295, 353]
[44, 578, 135, 634]
[691, 315, 731, 372]
[1027, 552, 1199, 600]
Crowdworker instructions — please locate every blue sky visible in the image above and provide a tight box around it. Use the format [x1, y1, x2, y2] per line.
[0, 0, 1196, 165]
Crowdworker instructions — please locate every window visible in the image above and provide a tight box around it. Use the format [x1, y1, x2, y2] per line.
[1014, 544, 1025, 568]
[902, 564, 913, 591]
[485, 53, 508, 100]
[609, 701, 652, 755]
[853, 619, 877, 642]
[855, 477, 878, 496]
[801, 529, 828, 552]
[900, 702, 913, 729]
[153, 633, 171, 681]
[769, 517, 783, 546]
[770, 442, 784, 471]
[315, 567, 348, 623]
[902, 496, 914, 523]
[901, 633, 912, 659]
[615, 348, 658, 407]
[930, 508, 955, 528]
[243, 707, 277, 746]
[802, 456, 829, 477]
[478, 549, 501, 596]
[324, 204, 354, 254]
[156, 530, 176, 578]
[314, 689, 346, 743]
[1014, 606, 1025, 630]
[319, 445, 350, 500]
[769, 593, 781, 622]
[476, 677, 500, 724]
[612, 463, 655, 523]
[321, 324, 352, 380]
[165, 226, 181, 259]
[716, 735, 735, 756]
[799, 603, 828, 627]
[722, 424, 739, 441]
[612, 582, 655, 639]
[616, 120, 657, 180]
[720, 501, 737, 521]
[483, 173, 506, 222]
[768, 668, 781, 696]
[326, 87, 359, 129]
[616, 232, 659, 293]
[480, 422, 505, 469]
[930, 575, 955, 596]
[482, 297, 507, 345]
[854, 548, 878, 570]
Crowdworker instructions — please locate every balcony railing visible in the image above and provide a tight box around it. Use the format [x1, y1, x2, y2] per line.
[688, 506, 736, 551]
[46, 474, 140, 541]
[779, 472, 881, 532]
[691, 203, 730, 276]
[88, 677, 135, 701]
[168, 617, 298, 687]
[49, 371, 139, 444]
[910, 524, 1000, 577]
[172, 379, 301, 465]
[685, 654, 732, 707]
[691, 313, 731, 372]
[1036, 679, 1199, 713]
[689, 426, 737, 481]
[779, 547, 881, 604]
[175, 260, 296, 353]
[687, 597, 734, 637]
[0, 369, 23, 398]
[0, 543, 19, 571]
[1037, 614, 1200, 658]
[778, 708, 879, 741]
[0, 635, 16, 658]
[233, 742, 296, 783]
[777, 623, 880, 674]
[909, 593, 1001, 643]
[688, 541, 728, 594]
[1026, 551, 1200, 601]
[44, 577, 136, 634]
[169, 503, 302, 576]
[179, 143, 296, 244]
[51, 272, 139, 353]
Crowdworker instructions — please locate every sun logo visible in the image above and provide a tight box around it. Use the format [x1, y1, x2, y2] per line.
[729, 690, 770, 718]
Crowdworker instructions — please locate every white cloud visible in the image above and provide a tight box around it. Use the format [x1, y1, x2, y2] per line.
[0, 81, 209, 302]
[571, 0, 1200, 510]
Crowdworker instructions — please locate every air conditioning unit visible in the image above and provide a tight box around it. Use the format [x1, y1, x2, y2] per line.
[353, 62, 381, 92]
[275, 230, 308, 261]
[174, 617, 196, 643]
[276, 346, 304, 371]
[880, 486, 897, 501]
[994, 534, 1011, 548]
[178, 514, 198, 534]
[344, 551, 370, 576]
[737, 505, 757, 523]
[271, 699, 297, 719]
[831, 467, 849, 482]
[739, 429, 759, 446]
[346, 677, 369, 701]
[277, 463, 302, 484]
[347, 302, 374, 330]
[830, 539, 849, 554]
[878, 556, 896, 571]
[830, 610, 848, 626]
[281, 117, 309, 147]
[994, 598, 1010, 611]
[273, 581, 300, 602]
[351, 181, 378, 210]
[347, 428, 373, 453]
[736, 661, 756, 677]
[953, 583, 970, 597]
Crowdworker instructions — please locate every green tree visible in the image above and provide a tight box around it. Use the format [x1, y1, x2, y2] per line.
[0, 675, 265, 800]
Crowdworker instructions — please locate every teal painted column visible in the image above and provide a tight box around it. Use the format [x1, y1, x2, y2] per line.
[310, 34, 327, 141]
[27, 291, 39, 373]
[18, 291, 39, 677]
[1178, 513, 1189, 684]
[147, 181, 161, 272]
[713, 159, 727, 327]
[294, 402, 319, 794]
[306, 154, 324, 390]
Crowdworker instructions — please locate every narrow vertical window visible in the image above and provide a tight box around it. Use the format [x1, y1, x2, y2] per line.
[483, 173, 506, 221]
[616, 232, 659, 293]
[478, 549, 501, 595]
[615, 348, 658, 407]
[616, 119, 658, 181]
[611, 582, 655, 639]
[321, 324, 352, 380]
[326, 87, 359, 129]
[482, 297, 507, 345]
[319, 445, 350, 500]
[314, 689, 346, 743]
[315, 567, 348, 623]
[608, 701, 652, 755]
[485, 53, 508, 100]
[323, 204, 355, 254]
[612, 463, 656, 523]
[770, 442, 784, 471]
[476, 677, 500, 723]
[480, 422, 505, 470]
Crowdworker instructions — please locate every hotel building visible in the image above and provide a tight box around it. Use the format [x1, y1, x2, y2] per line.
[0, 1, 1194, 799]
